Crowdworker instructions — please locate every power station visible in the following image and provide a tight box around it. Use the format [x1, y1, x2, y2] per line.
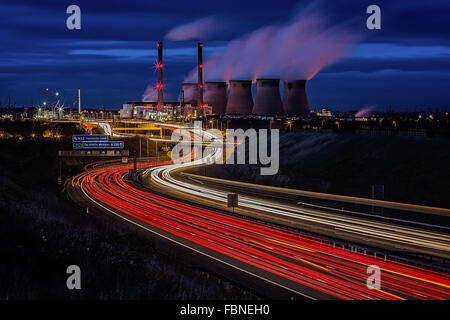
[120, 41, 310, 119]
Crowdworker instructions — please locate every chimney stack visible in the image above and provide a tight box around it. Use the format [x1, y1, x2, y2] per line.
[78, 89, 81, 115]
[197, 42, 204, 113]
[226, 80, 253, 114]
[282, 80, 309, 116]
[252, 79, 284, 116]
[157, 41, 164, 107]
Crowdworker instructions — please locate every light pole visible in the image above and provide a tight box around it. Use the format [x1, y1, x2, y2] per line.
[286, 120, 292, 132]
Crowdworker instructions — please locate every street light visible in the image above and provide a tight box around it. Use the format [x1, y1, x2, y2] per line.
[286, 120, 292, 132]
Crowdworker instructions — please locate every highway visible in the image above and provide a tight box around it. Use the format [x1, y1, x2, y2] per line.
[65, 124, 450, 300]
[142, 156, 450, 260]
[68, 160, 450, 300]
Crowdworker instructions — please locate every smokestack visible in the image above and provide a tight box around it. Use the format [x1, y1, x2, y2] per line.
[204, 82, 227, 115]
[226, 80, 253, 114]
[182, 83, 198, 104]
[282, 80, 309, 116]
[197, 42, 204, 111]
[157, 41, 164, 107]
[252, 79, 284, 116]
[78, 89, 81, 115]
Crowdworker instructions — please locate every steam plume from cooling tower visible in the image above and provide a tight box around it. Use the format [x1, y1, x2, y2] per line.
[184, 5, 361, 83]
[355, 105, 376, 117]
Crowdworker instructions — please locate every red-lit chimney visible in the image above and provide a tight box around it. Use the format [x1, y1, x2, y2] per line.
[157, 41, 164, 107]
[198, 42, 204, 114]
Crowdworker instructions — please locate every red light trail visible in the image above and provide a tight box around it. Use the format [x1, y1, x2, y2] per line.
[70, 160, 450, 300]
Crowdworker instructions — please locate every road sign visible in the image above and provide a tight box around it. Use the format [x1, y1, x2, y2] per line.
[73, 141, 124, 149]
[58, 150, 129, 157]
[227, 193, 238, 208]
[72, 134, 108, 142]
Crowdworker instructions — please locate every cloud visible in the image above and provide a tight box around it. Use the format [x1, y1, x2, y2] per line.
[165, 16, 218, 41]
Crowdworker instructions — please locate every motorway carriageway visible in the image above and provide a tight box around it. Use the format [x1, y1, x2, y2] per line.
[68, 165, 450, 299]
[143, 157, 450, 262]
[67, 124, 450, 300]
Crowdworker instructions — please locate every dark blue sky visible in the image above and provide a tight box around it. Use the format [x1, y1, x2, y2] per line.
[1, 0, 450, 111]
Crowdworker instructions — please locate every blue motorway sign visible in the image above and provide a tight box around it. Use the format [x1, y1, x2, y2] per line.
[73, 141, 124, 149]
[72, 135, 108, 142]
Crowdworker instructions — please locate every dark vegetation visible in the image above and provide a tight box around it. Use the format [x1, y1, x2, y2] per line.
[0, 120, 254, 299]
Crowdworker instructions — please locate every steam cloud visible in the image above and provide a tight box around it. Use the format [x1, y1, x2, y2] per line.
[184, 6, 361, 82]
[165, 16, 218, 41]
[142, 85, 172, 102]
[355, 105, 376, 117]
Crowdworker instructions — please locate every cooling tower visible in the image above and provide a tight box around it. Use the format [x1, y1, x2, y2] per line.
[252, 79, 284, 116]
[226, 80, 253, 114]
[204, 82, 227, 115]
[182, 83, 198, 105]
[282, 80, 309, 116]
